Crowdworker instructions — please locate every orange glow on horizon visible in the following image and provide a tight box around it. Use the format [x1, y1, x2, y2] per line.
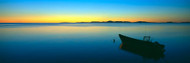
[0, 16, 182, 23]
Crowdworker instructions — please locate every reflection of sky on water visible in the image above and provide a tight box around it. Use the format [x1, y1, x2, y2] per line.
[0, 23, 190, 63]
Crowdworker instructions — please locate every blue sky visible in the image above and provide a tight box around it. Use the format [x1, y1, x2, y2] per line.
[0, 0, 190, 23]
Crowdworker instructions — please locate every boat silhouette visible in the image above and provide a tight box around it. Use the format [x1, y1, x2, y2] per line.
[119, 34, 165, 60]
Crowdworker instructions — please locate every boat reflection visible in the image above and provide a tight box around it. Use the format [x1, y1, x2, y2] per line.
[119, 34, 165, 60]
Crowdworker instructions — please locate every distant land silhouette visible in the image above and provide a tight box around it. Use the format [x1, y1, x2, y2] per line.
[60, 20, 190, 23]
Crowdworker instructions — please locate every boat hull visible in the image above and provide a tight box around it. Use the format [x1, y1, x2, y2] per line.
[119, 34, 165, 60]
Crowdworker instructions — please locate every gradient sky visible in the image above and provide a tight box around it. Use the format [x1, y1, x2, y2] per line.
[0, 0, 190, 23]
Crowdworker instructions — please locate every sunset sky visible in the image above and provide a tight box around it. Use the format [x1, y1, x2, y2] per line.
[0, 0, 190, 23]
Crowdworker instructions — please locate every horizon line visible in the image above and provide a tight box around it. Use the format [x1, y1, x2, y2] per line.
[0, 20, 190, 23]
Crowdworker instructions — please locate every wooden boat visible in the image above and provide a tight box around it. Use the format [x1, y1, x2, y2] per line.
[119, 34, 165, 60]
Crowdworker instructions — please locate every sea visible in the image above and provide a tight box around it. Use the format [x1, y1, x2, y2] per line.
[0, 23, 190, 63]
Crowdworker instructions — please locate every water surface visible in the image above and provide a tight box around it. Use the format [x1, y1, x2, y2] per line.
[0, 23, 190, 63]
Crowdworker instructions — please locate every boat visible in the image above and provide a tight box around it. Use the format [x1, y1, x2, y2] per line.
[119, 34, 165, 60]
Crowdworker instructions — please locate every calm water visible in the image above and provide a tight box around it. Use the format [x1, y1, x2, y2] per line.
[0, 23, 190, 63]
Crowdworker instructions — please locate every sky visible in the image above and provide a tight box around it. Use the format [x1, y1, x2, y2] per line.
[0, 0, 190, 23]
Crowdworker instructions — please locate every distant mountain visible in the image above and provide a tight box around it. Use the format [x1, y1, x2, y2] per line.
[60, 21, 190, 23]
[134, 21, 151, 23]
[90, 20, 131, 23]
